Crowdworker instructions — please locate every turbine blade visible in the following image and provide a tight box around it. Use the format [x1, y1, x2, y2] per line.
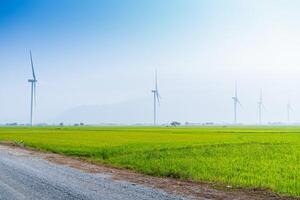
[154, 69, 161, 105]
[157, 91, 161, 99]
[30, 50, 36, 80]
[156, 93, 161, 105]
[237, 99, 242, 107]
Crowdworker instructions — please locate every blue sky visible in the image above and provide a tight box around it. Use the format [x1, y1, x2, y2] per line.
[1, 0, 300, 124]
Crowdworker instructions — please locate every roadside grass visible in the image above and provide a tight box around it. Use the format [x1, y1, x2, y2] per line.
[0, 126, 300, 196]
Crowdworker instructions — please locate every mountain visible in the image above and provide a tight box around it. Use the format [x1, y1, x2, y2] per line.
[55, 99, 152, 125]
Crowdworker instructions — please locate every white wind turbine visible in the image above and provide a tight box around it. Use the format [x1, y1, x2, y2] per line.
[232, 81, 242, 124]
[152, 70, 161, 126]
[28, 50, 37, 126]
[257, 89, 266, 124]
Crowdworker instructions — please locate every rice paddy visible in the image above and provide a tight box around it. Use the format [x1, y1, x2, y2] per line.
[0, 126, 299, 197]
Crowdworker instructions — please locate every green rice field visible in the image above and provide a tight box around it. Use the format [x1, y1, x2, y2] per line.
[0, 126, 299, 197]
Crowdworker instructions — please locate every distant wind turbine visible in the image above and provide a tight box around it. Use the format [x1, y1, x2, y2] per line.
[232, 81, 242, 124]
[28, 50, 37, 126]
[152, 70, 161, 126]
[257, 89, 265, 124]
[287, 100, 292, 123]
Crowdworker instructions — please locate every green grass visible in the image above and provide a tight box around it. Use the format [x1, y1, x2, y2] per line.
[0, 126, 300, 197]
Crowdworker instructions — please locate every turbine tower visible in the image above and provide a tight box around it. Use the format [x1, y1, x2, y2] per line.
[28, 50, 37, 126]
[257, 89, 264, 124]
[232, 81, 241, 124]
[152, 70, 161, 126]
[287, 100, 292, 123]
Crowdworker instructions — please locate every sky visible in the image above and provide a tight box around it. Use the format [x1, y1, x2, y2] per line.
[1, 0, 300, 125]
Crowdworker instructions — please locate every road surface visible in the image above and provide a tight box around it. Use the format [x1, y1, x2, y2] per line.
[0, 145, 186, 200]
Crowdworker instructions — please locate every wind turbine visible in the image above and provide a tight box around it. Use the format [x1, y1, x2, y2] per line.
[152, 70, 161, 126]
[232, 81, 242, 124]
[257, 89, 265, 124]
[287, 100, 292, 123]
[28, 50, 37, 126]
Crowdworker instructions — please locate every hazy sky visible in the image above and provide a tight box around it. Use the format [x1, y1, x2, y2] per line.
[1, 0, 300, 124]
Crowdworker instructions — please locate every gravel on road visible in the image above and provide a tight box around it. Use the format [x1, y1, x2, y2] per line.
[0, 145, 187, 200]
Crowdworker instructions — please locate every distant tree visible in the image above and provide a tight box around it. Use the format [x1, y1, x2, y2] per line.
[59, 122, 64, 126]
[80, 122, 84, 126]
[6, 123, 18, 126]
[170, 121, 181, 127]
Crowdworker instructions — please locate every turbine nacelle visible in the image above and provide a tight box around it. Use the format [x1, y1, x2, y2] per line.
[28, 79, 37, 83]
[232, 97, 241, 106]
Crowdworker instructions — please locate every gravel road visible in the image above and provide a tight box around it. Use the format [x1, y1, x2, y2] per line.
[0, 145, 186, 200]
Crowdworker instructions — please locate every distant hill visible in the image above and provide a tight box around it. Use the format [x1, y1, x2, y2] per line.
[55, 99, 152, 124]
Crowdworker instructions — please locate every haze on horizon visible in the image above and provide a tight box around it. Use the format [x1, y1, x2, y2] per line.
[0, 0, 300, 125]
